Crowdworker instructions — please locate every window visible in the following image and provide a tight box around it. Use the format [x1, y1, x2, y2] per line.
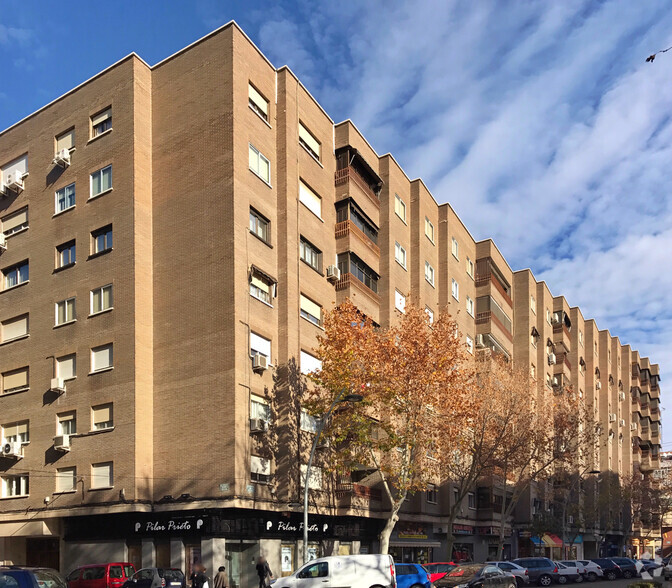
[1, 314, 28, 343]
[394, 242, 407, 269]
[2, 421, 28, 444]
[453, 488, 459, 505]
[468, 492, 476, 509]
[425, 307, 434, 325]
[394, 194, 406, 222]
[55, 298, 76, 326]
[466, 296, 474, 317]
[91, 107, 112, 137]
[546, 308, 551, 325]
[425, 262, 435, 286]
[300, 350, 322, 375]
[91, 225, 113, 254]
[250, 332, 271, 361]
[56, 240, 76, 268]
[395, 290, 406, 313]
[336, 200, 379, 243]
[425, 217, 434, 242]
[426, 483, 438, 504]
[248, 83, 269, 121]
[56, 354, 76, 381]
[3, 260, 29, 289]
[466, 257, 474, 279]
[57, 412, 76, 435]
[300, 237, 322, 272]
[55, 183, 75, 213]
[299, 122, 321, 160]
[250, 270, 275, 305]
[92, 404, 113, 430]
[2, 366, 28, 394]
[249, 208, 270, 243]
[452, 238, 459, 259]
[56, 128, 75, 152]
[300, 464, 323, 490]
[466, 335, 474, 354]
[90, 165, 112, 198]
[1, 475, 28, 497]
[452, 279, 459, 301]
[300, 409, 319, 433]
[250, 394, 270, 422]
[300, 294, 322, 326]
[546, 373, 552, 388]
[90, 285, 113, 314]
[91, 462, 113, 488]
[56, 467, 76, 493]
[251, 455, 272, 483]
[1, 207, 28, 237]
[249, 144, 271, 184]
[91, 344, 113, 372]
[530, 295, 536, 314]
[531, 364, 536, 380]
[299, 180, 321, 218]
[338, 253, 378, 293]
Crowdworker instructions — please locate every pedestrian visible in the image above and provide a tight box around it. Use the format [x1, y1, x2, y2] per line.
[255, 556, 273, 588]
[213, 566, 228, 588]
[190, 564, 208, 588]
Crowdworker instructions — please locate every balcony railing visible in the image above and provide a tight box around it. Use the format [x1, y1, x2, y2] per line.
[335, 481, 382, 501]
[335, 220, 380, 256]
[335, 167, 380, 210]
[553, 322, 571, 339]
[335, 272, 381, 303]
[475, 273, 512, 306]
[555, 352, 572, 371]
[476, 311, 513, 342]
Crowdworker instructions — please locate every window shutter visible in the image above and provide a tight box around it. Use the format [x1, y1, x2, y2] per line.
[300, 351, 322, 375]
[251, 455, 271, 475]
[91, 109, 111, 127]
[299, 123, 320, 158]
[2, 209, 28, 234]
[56, 130, 75, 151]
[250, 333, 271, 358]
[299, 181, 321, 218]
[3, 368, 28, 391]
[93, 405, 112, 424]
[300, 295, 321, 320]
[2, 315, 28, 341]
[248, 85, 268, 117]
[57, 355, 76, 380]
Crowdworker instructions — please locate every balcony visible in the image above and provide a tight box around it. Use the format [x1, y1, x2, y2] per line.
[553, 322, 571, 339]
[335, 167, 380, 210]
[476, 311, 513, 342]
[335, 272, 380, 302]
[335, 480, 382, 510]
[475, 270, 512, 306]
[335, 219, 380, 257]
[555, 352, 572, 371]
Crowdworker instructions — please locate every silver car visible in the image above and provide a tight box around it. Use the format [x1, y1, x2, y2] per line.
[491, 562, 529, 587]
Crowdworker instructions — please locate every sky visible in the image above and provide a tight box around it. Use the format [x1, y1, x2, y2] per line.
[1, 1, 671, 443]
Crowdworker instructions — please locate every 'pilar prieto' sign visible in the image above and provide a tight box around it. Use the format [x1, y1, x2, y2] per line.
[134, 517, 205, 534]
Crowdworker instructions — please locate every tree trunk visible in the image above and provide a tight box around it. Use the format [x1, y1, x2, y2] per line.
[379, 508, 401, 555]
[446, 533, 456, 563]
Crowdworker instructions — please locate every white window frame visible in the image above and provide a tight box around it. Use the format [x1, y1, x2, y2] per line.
[55, 298, 76, 326]
[248, 83, 269, 121]
[249, 144, 271, 185]
[1, 421, 29, 444]
[425, 307, 434, 325]
[395, 290, 406, 313]
[1, 474, 29, 498]
[451, 238, 459, 260]
[394, 242, 407, 269]
[56, 467, 77, 493]
[56, 354, 76, 381]
[1, 207, 28, 237]
[466, 296, 474, 317]
[90, 284, 113, 315]
[300, 463, 323, 490]
[90, 165, 112, 198]
[55, 183, 76, 214]
[394, 194, 406, 223]
[57, 412, 76, 436]
[1, 366, 29, 395]
[90, 462, 113, 489]
[56, 128, 75, 152]
[56, 240, 76, 269]
[300, 409, 320, 433]
[299, 122, 321, 161]
[530, 295, 536, 314]
[250, 272, 275, 306]
[91, 107, 112, 138]
[426, 483, 438, 504]
[300, 350, 322, 375]
[300, 294, 322, 327]
[466, 335, 474, 354]
[92, 225, 113, 254]
[90, 344, 113, 373]
[250, 394, 271, 422]
[3, 261, 29, 290]
[425, 261, 435, 287]
[1, 314, 28, 343]
[92, 404, 113, 430]
[251, 455, 272, 483]
[452, 279, 459, 301]
[250, 332, 271, 361]
[466, 258, 474, 279]
[425, 217, 434, 243]
[299, 180, 322, 219]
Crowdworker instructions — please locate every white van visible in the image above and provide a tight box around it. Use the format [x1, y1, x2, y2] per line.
[272, 554, 396, 588]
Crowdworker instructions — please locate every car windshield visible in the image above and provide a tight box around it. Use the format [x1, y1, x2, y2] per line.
[162, 571, 183, 582]
[34, 571, 67, 588]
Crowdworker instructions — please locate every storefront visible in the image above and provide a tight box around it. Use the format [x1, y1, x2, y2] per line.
[451, 525, 476, 562]
[389, 522, 442, 564]
[477, 526, 511, 561]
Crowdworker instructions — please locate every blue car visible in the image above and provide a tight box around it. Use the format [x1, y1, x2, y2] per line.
[395, 563, 432, 588]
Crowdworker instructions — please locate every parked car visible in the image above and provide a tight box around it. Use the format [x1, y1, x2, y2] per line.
[394, 564, 432, 588]
[558, 561, 586, 582]
[589, 559, 620, 581]
[490, 561, 529, 587]
[553, 563, 580, 584]
[664, 559, 672, 580]
[1, 566, 67, 588]
[575, 561, 603, 582]
[435, 563, 517, 588]
[66, 564, 136, 588]
[512, 558, 558, 587]
[608, 558, 638, 580]
[636, 559, 662, 575]
[270, 554, 395, 588]
[122, 569, 185, 588]
[425, 563, 457, 583]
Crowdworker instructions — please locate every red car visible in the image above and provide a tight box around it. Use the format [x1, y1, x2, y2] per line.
[425, 562, 457, 583]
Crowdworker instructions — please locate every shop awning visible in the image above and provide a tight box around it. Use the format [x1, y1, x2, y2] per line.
[542, 533, 563, 547]
[390, 541, 442, 548]
[530, 536, 543, 545]
[0, 521, 51, 537]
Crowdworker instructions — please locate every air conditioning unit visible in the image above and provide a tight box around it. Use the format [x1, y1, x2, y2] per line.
[475, 334, 485, 348]
[568, 515, 574, 524]
[619, 391, 625, 401]
[552, 312, 561, 325]
[53, 148, 71, 167]
[631, 423, 638, 431]
[596, 381, 602, 390]
[50, 377, 66, 394]
[1, 441, 23, 459]
[552, 376, 560, 387]
[548, 353, 557, 365]
[252, 353, 268, 372]
[4, 170, 25, 193]
[609, 413, 617, 422]
[249, 418, 269, 433]
[326, 265, 341, 283]
[0, 234, 6, 253]
[53, 435, 71, 451]
[619, 419, 626, 427]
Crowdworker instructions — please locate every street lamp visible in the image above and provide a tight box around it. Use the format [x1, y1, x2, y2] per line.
[303, 389, 363, 563]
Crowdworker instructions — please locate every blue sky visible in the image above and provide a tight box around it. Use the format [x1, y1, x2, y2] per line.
[2, 1, 671, 442]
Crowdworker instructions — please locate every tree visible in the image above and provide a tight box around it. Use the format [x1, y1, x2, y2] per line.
[308, 300, 478, 554]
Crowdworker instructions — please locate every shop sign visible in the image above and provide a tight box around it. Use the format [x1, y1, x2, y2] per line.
[265, 520, 328, 534]
[134, 516, 206, 535]
[453, 524, 474, 535]
[519, 531, 532, 538]
[397, 523, 428, 540]
[477, 526, 511, 537]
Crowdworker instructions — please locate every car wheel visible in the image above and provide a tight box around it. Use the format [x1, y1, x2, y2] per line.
[516, 577, 526, 588]
[606, 571, 617, 581]
[587, 573, 597, 582]
[622, 571, 633, 579]
[539, 575, 553, 586]
[575, 574, 583, 583]
[558, 575, 568, 584]
[410, 584, 424, 588]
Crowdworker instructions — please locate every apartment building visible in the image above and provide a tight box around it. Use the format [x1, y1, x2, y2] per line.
[0, 22, 662, 581]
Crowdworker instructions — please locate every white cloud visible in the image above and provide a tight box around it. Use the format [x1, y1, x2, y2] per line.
[0, 23, 32, 45]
